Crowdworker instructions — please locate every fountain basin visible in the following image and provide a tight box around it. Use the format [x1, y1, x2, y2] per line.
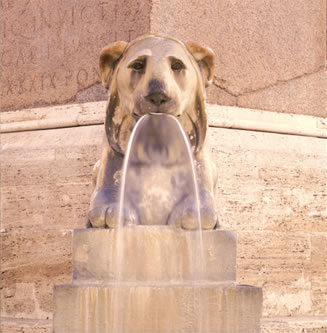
[54, 283, 262, 333]
[73, 227, 236, 283]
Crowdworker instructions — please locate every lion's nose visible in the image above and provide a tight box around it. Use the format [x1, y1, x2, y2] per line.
[145, 91, 169, 106]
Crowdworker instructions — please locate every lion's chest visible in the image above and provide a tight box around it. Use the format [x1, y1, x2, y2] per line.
[124, 163, 193, 225]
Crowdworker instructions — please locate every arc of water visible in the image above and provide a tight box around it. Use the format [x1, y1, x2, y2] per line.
[113, 113, 206, 333]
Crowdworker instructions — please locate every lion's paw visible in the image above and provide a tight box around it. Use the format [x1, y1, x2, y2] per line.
[179, 206, 217, 230]
[169, 193, 218, 230]
[88, 203, 138, 228]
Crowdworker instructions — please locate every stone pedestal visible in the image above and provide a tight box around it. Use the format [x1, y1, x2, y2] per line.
[54, 227, 262, 333]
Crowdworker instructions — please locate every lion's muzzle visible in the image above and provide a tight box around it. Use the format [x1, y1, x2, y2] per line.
[145, 79, 171, 107]
[145, 91, 170, 107]
[136, 80, 176, 115]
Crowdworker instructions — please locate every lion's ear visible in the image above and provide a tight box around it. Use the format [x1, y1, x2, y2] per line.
[99, 41, 128, 89]
[186, 41, 215, 87]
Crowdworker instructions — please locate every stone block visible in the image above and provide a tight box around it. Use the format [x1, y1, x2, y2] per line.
[73, 228, 236, 283]
[311, 234, 327, 315]
[238, 70, 327, 117]
[1, 230, 72, 319]
[0, 0, 151, 110]
[151, 0, 326, 97]
[237, 231, 311, 317]
[54, 284, 262, 333]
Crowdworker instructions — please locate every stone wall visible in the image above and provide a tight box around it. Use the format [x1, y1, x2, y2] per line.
[1, 103, 327, 332]
[1, 0, 326, 117]
[151, 0, 327, 117]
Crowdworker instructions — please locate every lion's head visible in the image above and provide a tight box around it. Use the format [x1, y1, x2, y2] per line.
[99, 34, 214, 155]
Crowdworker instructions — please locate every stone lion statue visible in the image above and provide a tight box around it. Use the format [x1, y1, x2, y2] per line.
[88, 34, 218, 230]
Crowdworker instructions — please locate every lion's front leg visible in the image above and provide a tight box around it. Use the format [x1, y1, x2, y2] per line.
[168, 148, 219, 230]
[88, 142, 139, 228]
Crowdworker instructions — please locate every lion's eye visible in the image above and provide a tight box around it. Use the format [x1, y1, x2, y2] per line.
[130, 61, 145, 71]
[171, 61, 185, 71]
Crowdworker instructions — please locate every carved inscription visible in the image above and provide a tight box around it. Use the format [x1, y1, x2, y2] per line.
[0, 2, 113, 40]
[2, 67, 100, 96]
[1, 0, 148, 110]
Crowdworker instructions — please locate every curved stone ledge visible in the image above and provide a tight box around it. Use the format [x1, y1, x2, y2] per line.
[1, 102, 326, 138]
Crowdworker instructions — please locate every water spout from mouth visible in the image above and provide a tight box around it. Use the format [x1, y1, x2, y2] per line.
[118, 113, 203, 228]
[112, 112, 206, 332]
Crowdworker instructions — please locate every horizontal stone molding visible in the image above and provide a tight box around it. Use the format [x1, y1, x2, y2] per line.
[207, 104, 327, 139]
[0, 101, 107, 133]
[1, 102, 326, 138]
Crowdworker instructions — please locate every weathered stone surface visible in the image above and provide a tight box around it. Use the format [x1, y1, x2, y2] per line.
[151, 0, 326, 97]
[0, 0, 151, 110]
[262, 317, 327, 333]
[0, 125, 101, 320]
[237, 232, 312, 317]
[1, 230, 72, 319]
[54, 284, 262, 333]
[1, 0, 326, 116]
[1, 126, 103, 232]
[1, 183, 92, 232]
[0, 320, 52, 333]
[238, 70, 327, 117]
[312, 234, 327, 315]
[209, 128, 327, 233]
[73, 228, 236, 283]
[206, 82, 237, 106]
